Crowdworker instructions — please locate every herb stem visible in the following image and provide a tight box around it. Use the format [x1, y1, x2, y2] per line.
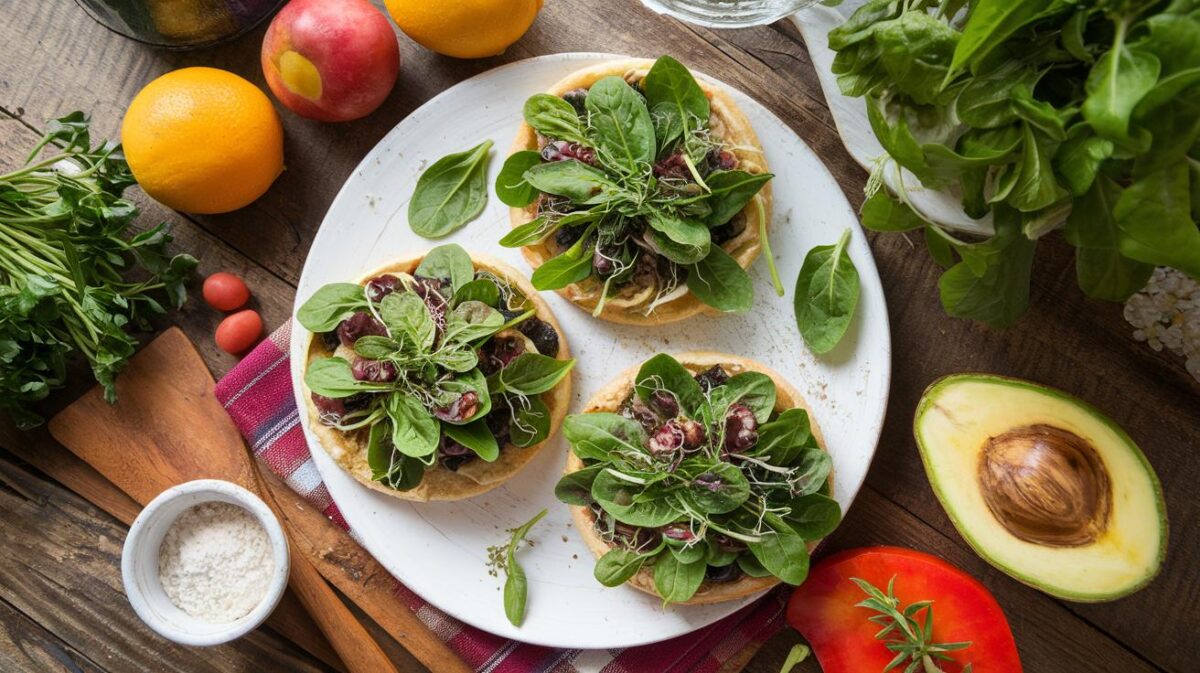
[755, 195, 785, 296]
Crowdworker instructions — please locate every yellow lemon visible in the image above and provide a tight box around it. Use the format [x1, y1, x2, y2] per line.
[384, 0, 543, 59]
[122, 67, 284, 214]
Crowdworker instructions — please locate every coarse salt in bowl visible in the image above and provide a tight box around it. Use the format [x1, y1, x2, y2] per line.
[121, 479, 290, 646]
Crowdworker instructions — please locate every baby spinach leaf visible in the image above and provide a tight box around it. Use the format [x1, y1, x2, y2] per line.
[416, 244, 475, 292]
[754, 408, 814, 461]
[594, 548, 648, 587]
[1115, 160, 1200, 277]
[708, 372, 776, 424]
[876, 11, 960, 106]
[380, 293, 435, 351]
[353, 335, 401, 361]
[860, 191, 926, 232]
[585, 76, 656, 173]
[555, 465, 604, 505]
[1064, 176, 1155, 301]
[297, 283, 368, 332]
[495, 150, 543, 207]
[368, 423, 426, 491]
[792, 448, 835, 497]
[737, 553, 773, 578]
[784, 493, 843, 541]
[452, 278, 500, 308]
[409, 140, 493, 238]
[442, 419, 499, 461]
[949, 0, 1064, 78]
[500, 216, 554, 248]
[493, 353, 575, 396]
[444, 300, 505, 344]
[501, 509, 547, 627]
[652, 552, 706, 604]
[667, 540, 707, 565]
[435, 348, 480, 373]
[703, 171, 773, 227]
[563, 413, 647, 461]
[531, 237, 595, 291]
[686, 246, 754, 313]
[1054, 128, 1114, 196]
[1008, 123, 1065, 212]
[793, 229, 860, 354]
[1083, 30, 1160, 146]
[635, 353, 705, 416]
[643, 55, 710, 158]
[524, 94, 589, 145]
[385, 393, 440, 458]
[746, 513, 810, 585]
[305, 357, 389, 398]
[591, 471, 680, 527]
[646, 212, 711, 264]
[938, 207, 1037, 327]
[509, 396, 551, 448]
[524, 160, 615, 202]
[681, 462, 750, 515]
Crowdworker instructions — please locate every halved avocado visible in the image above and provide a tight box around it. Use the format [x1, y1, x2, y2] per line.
[914, 374, 1167, 602]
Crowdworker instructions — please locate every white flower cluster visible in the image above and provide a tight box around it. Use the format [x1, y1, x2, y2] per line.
[1124, 267, 1200, 381]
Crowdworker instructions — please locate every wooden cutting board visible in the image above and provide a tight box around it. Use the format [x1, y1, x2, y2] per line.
[43, 327, 470, 673]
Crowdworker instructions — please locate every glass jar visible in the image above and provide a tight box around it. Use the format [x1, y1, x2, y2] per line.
[75, 0, 284, 49]
[640, 0, 818, 28]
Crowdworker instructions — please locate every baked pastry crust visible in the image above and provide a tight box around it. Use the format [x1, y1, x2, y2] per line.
[509, 58, 772, 325]
[303, 252, 572, 502]
[564, 351, 831, 604]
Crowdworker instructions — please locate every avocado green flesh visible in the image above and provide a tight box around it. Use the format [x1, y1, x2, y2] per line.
[914, 374, 1167, 602]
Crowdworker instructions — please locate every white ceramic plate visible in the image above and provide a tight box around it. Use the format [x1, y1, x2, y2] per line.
[791, 3, 993, 235]
[291, 53, 891, 649]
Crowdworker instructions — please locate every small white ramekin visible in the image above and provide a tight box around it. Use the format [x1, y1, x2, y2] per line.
[121, 479, 290, 646]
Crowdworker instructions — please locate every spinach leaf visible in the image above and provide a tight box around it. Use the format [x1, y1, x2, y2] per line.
[442, 419, 499, 461]
[949, 0, 1065, 78]
[754, 408, 814, 462]
[509, 396, 552, 448]
[524, 160, 615, 202]
[1008, 123, 1065, 212]
[686, 246, 754, 313]
[452, 278, 501, 308]
[703, 170, 773, 227]
[354, 335, 401, 361]
[562, 413, 647, 461]
[585, 76, 656, 173]
[501, 509, 547, 627]
[1064, 176, 1155, 301]
[652, 552, 706, 604]
[646, 212, 711, 265]
[555, 465, 604, 505]
[385, 393, 440, 458]
[793, 229, 860, 354]
[305, 357, 389, 398]
[416, 243, 475, 292]
[1054, 128, 1114, 196]
[368, 423, 426, 491]
[876, 11, 960, 106]
[784, 493, 843, 541]
[530, 225, 596, 291]
[409, 140, 493, 238]
[524, 94, 589, 145]
[444, 300, 505, 344]
[297, 283, 368, 332]
[643, 55, 710, 158]
[595, 548, 649, 587]
[380, 292, 435, 350]
[860, 191, 925, 232]
[1083, 26, 1160, 146]
[591, 470, 679, 527]
[791, 448, 834, 496]
[1115, 160, 1200, 277]
[938, 207, 1037, 327]
[492, 353, 575, 396]
[635, 352, 705, 416]
[746, 513, 810, 585]
[495, 150, 543, 207]
[708, 371, 776, 424]
[667, 540, 707, 565]
[737, 553, 773, 578]
[681, 462, 750, 515]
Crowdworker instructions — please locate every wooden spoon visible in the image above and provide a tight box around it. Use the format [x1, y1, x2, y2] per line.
[49, 328, 415, 673]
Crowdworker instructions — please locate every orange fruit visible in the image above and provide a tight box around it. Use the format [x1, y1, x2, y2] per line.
[384, 0, 542, 59]
[121, 67, 284, 214]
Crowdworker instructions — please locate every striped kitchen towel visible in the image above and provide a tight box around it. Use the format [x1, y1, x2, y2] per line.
[215, 321, 787, 673]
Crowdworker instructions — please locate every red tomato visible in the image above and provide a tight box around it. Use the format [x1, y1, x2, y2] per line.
[203, 272, 250, 311]
[215, 310, 263, 354]
[787, 547, 1021, 673]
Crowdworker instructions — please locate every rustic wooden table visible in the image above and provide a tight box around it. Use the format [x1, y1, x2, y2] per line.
[1, 2, 1197, 672]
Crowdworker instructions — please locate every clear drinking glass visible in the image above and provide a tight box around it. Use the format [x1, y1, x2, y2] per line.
[640, 0, 820, 28]
[74, 0, 284, 49]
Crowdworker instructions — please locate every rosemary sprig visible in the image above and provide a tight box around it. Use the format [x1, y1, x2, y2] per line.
[851, 576, 974, 673]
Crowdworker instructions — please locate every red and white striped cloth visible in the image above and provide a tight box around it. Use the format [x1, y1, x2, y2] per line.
[215, 321, 787, 673]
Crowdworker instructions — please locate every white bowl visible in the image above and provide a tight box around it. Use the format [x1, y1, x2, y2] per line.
[121, 479, 290, 646]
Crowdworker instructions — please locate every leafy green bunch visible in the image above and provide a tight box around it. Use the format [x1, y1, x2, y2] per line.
[831, 0, 1200, 326]
[0, 112, 197, 428]
[554, 353, 841, 604]
[496, 55, 777, 316]
[298, 244, 574, 491]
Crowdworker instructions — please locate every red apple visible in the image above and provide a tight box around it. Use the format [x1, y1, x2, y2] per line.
[261, 0, 400, 122]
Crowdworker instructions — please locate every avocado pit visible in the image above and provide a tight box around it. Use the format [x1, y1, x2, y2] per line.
[977, 424, 1112, 547]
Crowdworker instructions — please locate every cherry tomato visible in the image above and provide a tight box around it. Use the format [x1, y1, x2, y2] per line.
[216, 310, 263, 354]
[203, 272, 250, 311]
[787, 547, 1021, 673]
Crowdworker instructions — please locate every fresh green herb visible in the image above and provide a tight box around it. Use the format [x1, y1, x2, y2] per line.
[0, 112, 197, 428]
[831, 0, 1200, 326]
[497, 55, 775, 316]
[409, 140, 493, 238]
[852, 576, 973, 673]
[778, 643, 811, 673]
[486, 508, 547, 627]
[298, 244, 574, 491]
[794, 229, 861, 354]
[554, 353, 842, 604]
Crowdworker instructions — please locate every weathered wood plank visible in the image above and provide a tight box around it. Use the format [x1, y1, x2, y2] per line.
[0, 596, 107, 673]
[0, 454, 332, 673]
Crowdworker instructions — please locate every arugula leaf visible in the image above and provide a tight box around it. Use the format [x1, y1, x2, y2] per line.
[409, 140, 493, 238]
[686, 246, 754, 313]
[794, 229, 860, 354]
